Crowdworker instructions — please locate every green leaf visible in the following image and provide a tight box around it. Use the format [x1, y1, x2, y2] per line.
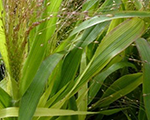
[77, 50, 87, 120]
[56, 22, 109, 53]
[77, 18, 145, 91]
[70, 11, 150, 36]
[19, 0, 63, 96]
[44, 0, 63, 41]
[135, 38, 150, 120]
[98, 0, 122, 12]
[57, 22, 109, 90]
[80, 22, 109, 48]
[0, 87, 12, 108]
[57, 97, 78, 120]
[89, 62, 136, 104]
[38, 61, 63, 107]
[0, 79, 8, 92]
[47, 23, 109, 108]
[57, 48, 82, 90]
[133, 0, 143, 9]
[107, 18, 124, 34]
[133, 0, 149, 9]
[0, 107, 97, 119]
[45, 82, 72, 108]
[138, 93, 148, 120]
[44, 0, 63, 56]
[19, 52, 64, 120]
[92, 73, 143, 108]
[98, 108, 127, 115]
[51, 18, 145, 110]
[83, 0, 101, 10]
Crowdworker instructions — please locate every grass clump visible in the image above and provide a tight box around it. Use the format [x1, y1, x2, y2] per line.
[0, 0, 150, 120]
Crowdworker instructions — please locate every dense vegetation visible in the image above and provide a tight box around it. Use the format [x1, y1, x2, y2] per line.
[0, 0, 150, 120]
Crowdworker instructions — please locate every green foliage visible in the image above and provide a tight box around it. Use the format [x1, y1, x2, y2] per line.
[0, 0, 150, 120]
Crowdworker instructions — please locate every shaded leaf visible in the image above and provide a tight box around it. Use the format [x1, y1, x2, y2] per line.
[89, 62, 136, 104]
[92, 73, 143, 108]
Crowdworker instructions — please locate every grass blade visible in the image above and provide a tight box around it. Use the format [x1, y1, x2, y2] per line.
[91, 73, 143, 108]
[135, 38, 150, 120]
[50, 18, 145, 110]
[57, 22, 108, 90]
[20, 0, 62, 96]
[77, 18, 145, 89]
[83, 0, 101, 10]
[1, 107, 97, 119]
[0, 87, 12, 108]
[19, 52, 64, 120]
[89, 62, 136, 104]
[70, 11, 150, 36]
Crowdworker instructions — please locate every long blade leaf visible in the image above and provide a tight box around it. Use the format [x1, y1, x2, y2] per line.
[19, 52, 64, 120]
[89, 62, 136, 104]
[135, 38, 150, 120]
[20, 0, 62, 96]
[91, 73, 143, 108]
[70, 11, 150, 36]
[1, 107, 97, 118]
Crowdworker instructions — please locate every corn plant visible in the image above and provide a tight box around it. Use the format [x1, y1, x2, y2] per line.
[0, 0, 150, 120]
